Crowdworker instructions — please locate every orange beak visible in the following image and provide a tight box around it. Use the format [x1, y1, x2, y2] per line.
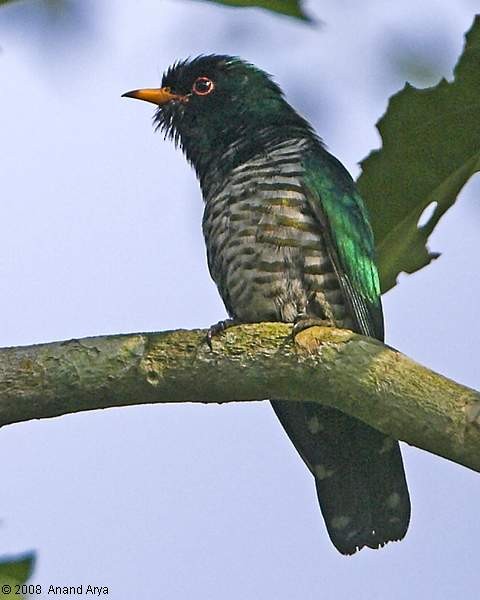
[121, 87, 184, 105]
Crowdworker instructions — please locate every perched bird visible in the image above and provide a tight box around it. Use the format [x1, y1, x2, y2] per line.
[123, 55, 411, 555]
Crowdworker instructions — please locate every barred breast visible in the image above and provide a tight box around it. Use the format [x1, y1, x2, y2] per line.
[202, 138, 354, 328]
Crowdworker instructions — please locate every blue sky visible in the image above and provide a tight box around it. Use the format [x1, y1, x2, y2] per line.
[1, 1, 479, 598]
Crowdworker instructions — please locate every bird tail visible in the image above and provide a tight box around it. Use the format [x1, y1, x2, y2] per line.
[271, 400, 410, 555]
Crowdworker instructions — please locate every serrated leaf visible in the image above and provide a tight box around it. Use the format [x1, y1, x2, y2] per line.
[196, 0, 311, 21]
[357, 15, 480, 293]
[0, 552, 35, 592]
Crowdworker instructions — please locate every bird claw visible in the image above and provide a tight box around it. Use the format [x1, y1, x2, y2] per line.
[292, 316, 332, 337]
[205, 319, 236, 349]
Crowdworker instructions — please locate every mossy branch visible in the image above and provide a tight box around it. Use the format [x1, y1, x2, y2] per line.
[1, 324, 479, 472]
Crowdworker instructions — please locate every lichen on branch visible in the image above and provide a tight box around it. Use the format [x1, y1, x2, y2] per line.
[1, 324, 479, 472]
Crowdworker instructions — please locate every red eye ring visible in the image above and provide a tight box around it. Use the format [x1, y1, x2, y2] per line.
[192, 76, 215, 96]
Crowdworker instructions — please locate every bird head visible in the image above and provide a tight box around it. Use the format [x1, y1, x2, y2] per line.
[123, 55, 314, 181]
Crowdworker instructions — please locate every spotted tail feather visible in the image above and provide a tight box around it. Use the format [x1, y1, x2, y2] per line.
[271, 400, 411, 555]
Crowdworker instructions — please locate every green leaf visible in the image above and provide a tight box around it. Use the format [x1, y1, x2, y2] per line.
[0, 552, 35, 598]
[357, 15, 480, 293]
[196, 0, 311, 21]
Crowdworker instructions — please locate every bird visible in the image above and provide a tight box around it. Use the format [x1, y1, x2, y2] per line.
[122, 55, 411, 555]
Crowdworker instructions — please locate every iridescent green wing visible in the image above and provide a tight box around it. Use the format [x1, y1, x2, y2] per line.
[303, 150, 384, 341]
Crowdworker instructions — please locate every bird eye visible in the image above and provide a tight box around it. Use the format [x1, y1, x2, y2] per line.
[192, 76, 215, 96]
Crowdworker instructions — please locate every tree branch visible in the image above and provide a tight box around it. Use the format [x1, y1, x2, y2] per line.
[1, 324, 479, 472]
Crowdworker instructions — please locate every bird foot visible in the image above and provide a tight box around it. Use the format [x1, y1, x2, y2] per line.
[292, 316, 333, 337]
[206, 319, 237, 349]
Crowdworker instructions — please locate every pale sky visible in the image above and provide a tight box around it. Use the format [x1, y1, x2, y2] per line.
[1, 1, 479, 598]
